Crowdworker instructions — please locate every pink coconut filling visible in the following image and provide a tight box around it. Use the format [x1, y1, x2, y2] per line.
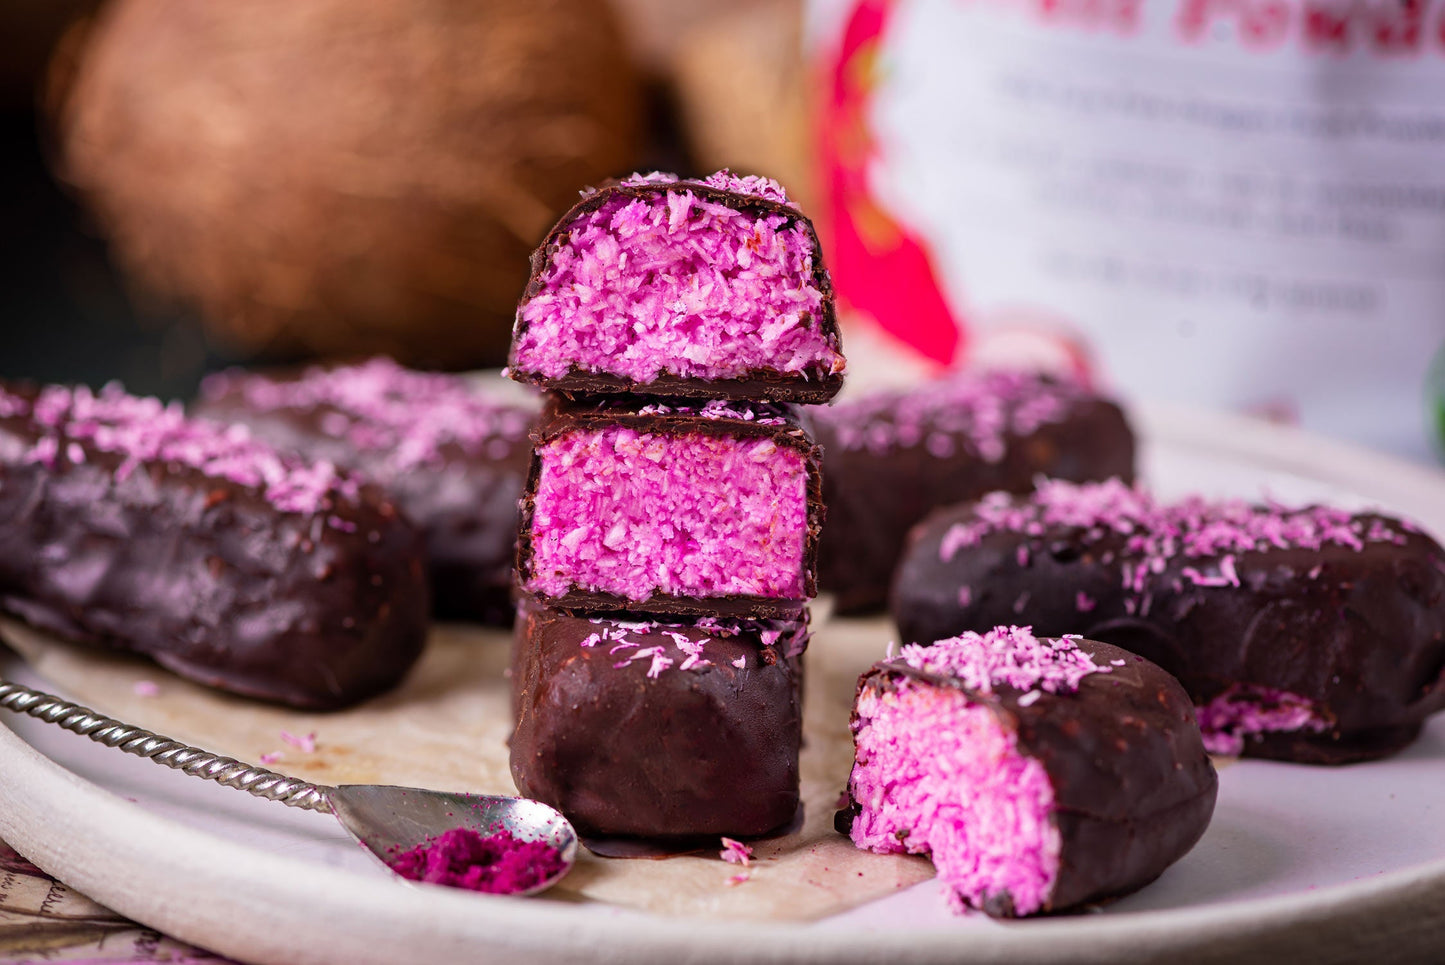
[849, 681, 1060, 915]
[526, 428, 810, 602]
[514, 188, 840, 383]
[1195, 684, 1331, 756]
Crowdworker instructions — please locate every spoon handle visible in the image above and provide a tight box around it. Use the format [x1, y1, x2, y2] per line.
[0, 678, 336, 814]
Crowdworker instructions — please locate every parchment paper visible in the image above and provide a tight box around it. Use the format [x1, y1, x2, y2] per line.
[0, 613, 934, 921]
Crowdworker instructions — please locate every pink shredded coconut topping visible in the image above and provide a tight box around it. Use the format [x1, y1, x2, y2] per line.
[849, 681, 1060, 915]
[720, 837, 754, 865]
[515, 172, 840, 384]
[816, 370, 1084, 463]
[1195, 684, 1331, 756]
[619, 170, 795, 206]
[581, 615, 804, 678]
[1, 383, 359, 515]
[895, 626, 1104, 696]
[940, 480, 1413, 598]
[280, 730, 317, 754]
[526, 427, 810, 602]
[634, 399, 788, 424]
[200, 357, 536, 476]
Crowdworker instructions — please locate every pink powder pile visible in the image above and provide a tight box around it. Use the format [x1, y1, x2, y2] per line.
[1, 383, 359, 515]
[526, 427, 809, 602]
[849, 681, 1060, 915]
[514, 172, 842, 384]
[200, 357, 536, 475]
[388, 827, 565, 894]
[815, 369, 1082, 462]
[634, 399, 789, 424]
[1195, 684, 1331, 756]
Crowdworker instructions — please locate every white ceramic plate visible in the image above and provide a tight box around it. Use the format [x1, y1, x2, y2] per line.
[3, 403, 1445, 965]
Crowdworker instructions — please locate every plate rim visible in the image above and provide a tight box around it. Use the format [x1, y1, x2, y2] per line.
[3, 403, 1445, 964]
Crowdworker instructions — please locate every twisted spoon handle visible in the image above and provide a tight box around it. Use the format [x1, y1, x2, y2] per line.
[0, 677, 335, 814]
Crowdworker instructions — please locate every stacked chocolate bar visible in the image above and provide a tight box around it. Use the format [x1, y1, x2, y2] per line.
[507, 171, 845, 841]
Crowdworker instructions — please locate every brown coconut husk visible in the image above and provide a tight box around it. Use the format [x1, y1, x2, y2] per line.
[51, 0, 643, 369]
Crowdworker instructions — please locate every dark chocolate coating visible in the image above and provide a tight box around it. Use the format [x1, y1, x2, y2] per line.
[810, 391, 1135, 614]
[838, 638, 1218, 917]
[0, 387, 430, 709]
[510, 604, 806, 840]
[510, 178, 844, 404]
[516, 398, 824, 620]
[892, 501, 1445, 763]
[197, 386, 533, 625]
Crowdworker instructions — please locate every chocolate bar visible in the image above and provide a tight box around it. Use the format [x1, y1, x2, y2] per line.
[510, 602, 807, 840]
[891, 479, 1445, 763]
[0, 381, 429, 709]
[509, 171, 845, 404]
[198, 358, 537, 624]
[517, 398, 823, 619]
[811, 370, 1135, 613]
[836, 627, 1217, 917]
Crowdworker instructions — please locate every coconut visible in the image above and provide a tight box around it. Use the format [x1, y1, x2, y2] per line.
[51, 0, 643, 368]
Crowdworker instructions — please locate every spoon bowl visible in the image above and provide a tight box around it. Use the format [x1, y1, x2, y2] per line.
[330, 785, 578, 895]
[0, 677, 577, 896]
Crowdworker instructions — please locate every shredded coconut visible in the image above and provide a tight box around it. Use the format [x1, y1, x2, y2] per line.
[580, 616, 806, 678]
[280, 730, 317, 754]
[1, 383, 360, 516]
[814, 370, 1085, 463]
[894, 626, 1104, 696]
[1195, 684, 1331, 756]
[527, 427, 810, 602]
[200, 357, 536, 478]
[939, 480, 1414, 589]
[720, 837, 754, 865]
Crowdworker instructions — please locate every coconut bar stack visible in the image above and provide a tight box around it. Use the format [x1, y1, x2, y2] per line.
[507, 171, 845, 841]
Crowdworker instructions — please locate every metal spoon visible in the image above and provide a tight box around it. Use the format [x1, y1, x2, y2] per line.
[0, 677, 577, 896]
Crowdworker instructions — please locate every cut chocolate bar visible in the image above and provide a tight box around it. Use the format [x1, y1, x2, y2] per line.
[510, 602, 807, 840]
[509, 171, 845, 403]
[517, 398, 823, 618]
[837, 627, 1217, 917]
[198, 358, 537, 624]
[810, 370, 1135, 613]
[891, 479, 1445, 763]
[0, 381, 429, 709]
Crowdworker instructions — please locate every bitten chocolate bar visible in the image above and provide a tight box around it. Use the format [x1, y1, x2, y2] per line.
[509, 171, 845, 404]
[0, 381, 429, 709]
[891, 479, 1445, 764]
[510, 602, 807, 840]
[199, 358, 536, 624]
[517, 398, 823, 619]
[837, 627, 1217, 917]
[809, 370, 1135, 613]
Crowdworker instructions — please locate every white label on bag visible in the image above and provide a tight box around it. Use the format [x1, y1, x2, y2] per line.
[823, 0, 1445, 458]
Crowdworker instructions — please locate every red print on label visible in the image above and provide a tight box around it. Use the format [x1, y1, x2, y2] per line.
[817, 0, 966, 367]
[1177, 0, 1440, 53]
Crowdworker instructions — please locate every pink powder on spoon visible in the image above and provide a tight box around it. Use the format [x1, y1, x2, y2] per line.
[387, 827, 566, 895]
